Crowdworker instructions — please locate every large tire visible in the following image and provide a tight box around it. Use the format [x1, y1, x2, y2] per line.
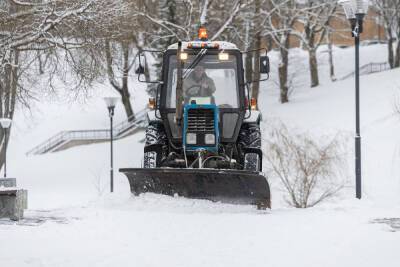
[237, 123, 262, 171]
[143, 123, 167, 168]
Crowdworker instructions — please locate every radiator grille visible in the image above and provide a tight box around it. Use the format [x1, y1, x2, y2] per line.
[187, 108, 215, 132]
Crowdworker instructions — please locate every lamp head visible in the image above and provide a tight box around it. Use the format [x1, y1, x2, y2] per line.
[339, 0, 356, 19]
[103, 96, 120, 109]
[0, 118, 12, 129]
[355, 0, 369, 15]
[339, 0, 369, 19]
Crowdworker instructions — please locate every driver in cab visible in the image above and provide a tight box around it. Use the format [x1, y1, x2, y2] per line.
[183, 66, 216, 102]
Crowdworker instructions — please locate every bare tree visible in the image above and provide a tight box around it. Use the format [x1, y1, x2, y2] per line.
[230, 0, 269, 107]
[104, 40, 136, 119]
[0, 0, 102, 169]
[296, 0, 338, 87]
[265, 122, 345, 208]
[265, 0, 302, 103]
[373, 0, 400, 68]
[79, 0, 143, 119]
[1, 0, 274, 124]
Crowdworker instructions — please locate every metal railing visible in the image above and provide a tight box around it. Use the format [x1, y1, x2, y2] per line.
[339, 62, 391, 81]
[27, 108, 149, 155]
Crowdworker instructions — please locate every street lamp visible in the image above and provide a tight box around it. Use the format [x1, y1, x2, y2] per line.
[103, 96, 120, 193]
[339, 0, 370, 199]
[0, 118, 12, 178]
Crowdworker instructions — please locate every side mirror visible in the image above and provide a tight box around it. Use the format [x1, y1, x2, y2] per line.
[136, 53, 146, 74]
[260, 56, 270, 74]
[135, 64, 145, 74]
[136, 49, 164, 84]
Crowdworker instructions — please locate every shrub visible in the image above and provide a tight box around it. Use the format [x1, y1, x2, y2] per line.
[265, 123, 345, 208]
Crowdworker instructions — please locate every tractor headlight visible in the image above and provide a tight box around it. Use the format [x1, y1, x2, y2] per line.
[218, 52, 229, 61]
[186, 133, 197, 145]
[205, 133, 215, 145]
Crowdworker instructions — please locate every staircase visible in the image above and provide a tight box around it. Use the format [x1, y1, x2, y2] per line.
[339, 61, 391, 80]
[27, 108, 149, 155]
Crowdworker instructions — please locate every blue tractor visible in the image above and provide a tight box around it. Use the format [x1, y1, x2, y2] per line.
[120, 28, 271, 209]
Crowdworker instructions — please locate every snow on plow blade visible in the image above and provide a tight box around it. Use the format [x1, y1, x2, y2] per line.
[120, 168, 271, 209]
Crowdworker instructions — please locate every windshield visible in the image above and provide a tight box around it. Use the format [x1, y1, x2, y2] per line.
[166, 54, 239, 108]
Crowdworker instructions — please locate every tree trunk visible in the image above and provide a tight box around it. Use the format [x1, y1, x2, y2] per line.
[387, 32, 395, 68]
[0, 49, 18, 171]
[279, 46, 289, 104]
[279, 64, 289, 103]
[397, 17, 400, 68]
[278, 34, 290, 104]
[120, 41, 134, 120]
[0, 128, 10, 176]
[308, 49, 319, 87]
[305, 27, 319, 88]
[105, 40, 135, 120]
[327, 30, 336, 81]
[395, 40, 400, 68]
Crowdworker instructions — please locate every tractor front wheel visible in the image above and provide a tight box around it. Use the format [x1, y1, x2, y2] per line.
[143, 123, 168, 168]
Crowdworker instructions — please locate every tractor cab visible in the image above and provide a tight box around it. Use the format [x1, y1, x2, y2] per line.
[160, 41, 246, 151]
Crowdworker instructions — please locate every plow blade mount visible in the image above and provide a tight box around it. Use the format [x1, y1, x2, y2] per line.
[120, 168, 271, 209]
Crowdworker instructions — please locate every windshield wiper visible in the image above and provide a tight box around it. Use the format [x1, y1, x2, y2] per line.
[182, 48, 207, 80]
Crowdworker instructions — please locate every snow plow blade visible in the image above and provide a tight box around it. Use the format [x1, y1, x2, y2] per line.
[120, 168, 271, 209]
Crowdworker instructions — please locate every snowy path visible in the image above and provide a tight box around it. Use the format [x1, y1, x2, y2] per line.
[1, 194, 400, 267]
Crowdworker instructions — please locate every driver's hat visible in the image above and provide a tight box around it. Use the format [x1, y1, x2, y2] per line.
[194, 65, 205, 72]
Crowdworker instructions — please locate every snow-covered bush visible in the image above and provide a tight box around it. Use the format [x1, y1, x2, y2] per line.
[265, 123, 346, 208]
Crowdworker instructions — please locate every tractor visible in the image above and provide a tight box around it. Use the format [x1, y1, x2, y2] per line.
[120, 27, 271, 209]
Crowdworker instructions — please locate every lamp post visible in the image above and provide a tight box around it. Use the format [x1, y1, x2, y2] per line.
[104, 97, 120, 193]
[339, 0, 369, 199]
[0, 118, 12, 178]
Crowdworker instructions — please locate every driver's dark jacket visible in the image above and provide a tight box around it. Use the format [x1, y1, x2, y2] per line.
[183, 72, 216, 98]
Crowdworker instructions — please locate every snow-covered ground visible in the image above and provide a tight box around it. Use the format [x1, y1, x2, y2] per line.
[1, 44, 400, 267]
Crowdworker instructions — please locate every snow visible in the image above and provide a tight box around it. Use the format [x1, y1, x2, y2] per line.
[168, 41, 239, 50]
[1, 44, 400, 267]
[0, 187, 18, 191]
